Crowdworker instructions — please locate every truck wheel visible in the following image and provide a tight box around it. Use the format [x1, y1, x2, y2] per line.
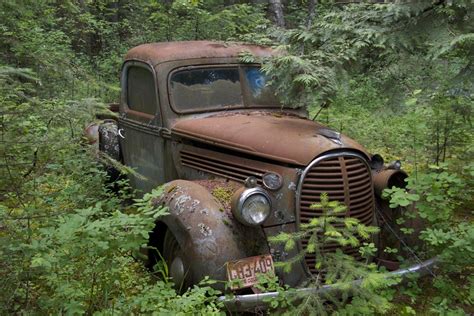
[163, 229, 192, 292]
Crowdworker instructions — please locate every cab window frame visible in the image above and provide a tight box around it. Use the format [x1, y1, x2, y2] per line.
[167, 63, 280, 115]
[167, 64, 243, 115]
[121, 60, 161, 122]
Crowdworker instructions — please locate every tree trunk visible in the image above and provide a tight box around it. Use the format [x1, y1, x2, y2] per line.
[306, 0, 317, 29]
[268, 0, 285, 28]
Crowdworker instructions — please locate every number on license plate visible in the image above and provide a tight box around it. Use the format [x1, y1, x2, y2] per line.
[226, 254, 274, 289]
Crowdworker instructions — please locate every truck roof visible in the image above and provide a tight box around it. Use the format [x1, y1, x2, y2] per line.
[124, 41, 274, 66]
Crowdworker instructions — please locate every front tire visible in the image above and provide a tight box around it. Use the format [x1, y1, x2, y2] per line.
[163, 230, 193, 293]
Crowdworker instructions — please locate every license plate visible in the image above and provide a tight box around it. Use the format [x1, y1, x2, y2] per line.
[226, 254, 275, 290]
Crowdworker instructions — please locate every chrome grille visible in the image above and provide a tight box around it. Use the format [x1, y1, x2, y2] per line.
[298, 154, 374, 274]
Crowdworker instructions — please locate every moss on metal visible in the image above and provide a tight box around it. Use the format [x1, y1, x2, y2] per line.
[211, 186, 234, 206]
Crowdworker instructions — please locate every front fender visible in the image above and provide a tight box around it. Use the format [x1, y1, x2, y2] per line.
[158, 180, 269, 286]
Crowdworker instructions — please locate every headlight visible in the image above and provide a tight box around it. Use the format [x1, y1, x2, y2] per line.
[232, 188, 271, 226]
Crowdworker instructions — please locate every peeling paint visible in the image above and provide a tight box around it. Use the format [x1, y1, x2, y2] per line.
[274, 210, 284, 220]
[174, 194, 192, 214]
[198, 223, 212, 236]
[191, 199, 201, 208]
[288, 182, 297, 191]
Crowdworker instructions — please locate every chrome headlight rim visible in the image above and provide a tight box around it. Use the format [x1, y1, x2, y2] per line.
[233, 187, 272, 226]
[262, 172, 283, 191]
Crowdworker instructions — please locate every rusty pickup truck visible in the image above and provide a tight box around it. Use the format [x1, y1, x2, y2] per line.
[86, 41, 435, 311]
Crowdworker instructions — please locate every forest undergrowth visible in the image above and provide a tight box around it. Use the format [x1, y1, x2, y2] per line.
[0, 1, 472, 314]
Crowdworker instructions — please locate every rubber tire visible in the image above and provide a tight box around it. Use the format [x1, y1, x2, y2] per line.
[163, 230, 192, 293]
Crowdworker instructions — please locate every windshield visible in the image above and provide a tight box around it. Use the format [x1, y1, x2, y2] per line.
[169, 66, 280, 112]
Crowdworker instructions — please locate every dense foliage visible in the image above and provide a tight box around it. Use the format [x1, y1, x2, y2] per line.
[0, 0, 472, 314]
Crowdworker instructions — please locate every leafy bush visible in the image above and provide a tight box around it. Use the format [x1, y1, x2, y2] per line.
[383, 163, 473, 313]
[0, 65, 215, 314]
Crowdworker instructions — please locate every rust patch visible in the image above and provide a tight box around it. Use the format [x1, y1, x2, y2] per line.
[373, 169, 408, 196]
[193, 179, 240, 212]
[209, 110, 306, 119]
[125, 41, 274, 66]
[172, 113, 370, 166]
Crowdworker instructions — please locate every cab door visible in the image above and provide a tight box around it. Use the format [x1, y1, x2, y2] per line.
[118, 61, 166, 194]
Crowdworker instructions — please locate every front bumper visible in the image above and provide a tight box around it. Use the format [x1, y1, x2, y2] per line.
[218, 257, 437, 311]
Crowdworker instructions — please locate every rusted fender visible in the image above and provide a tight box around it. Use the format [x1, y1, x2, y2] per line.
[157, 180, 269, 288]
[84, 122, 100, 146]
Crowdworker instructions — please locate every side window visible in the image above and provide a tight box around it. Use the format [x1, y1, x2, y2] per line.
[126, 65, 157, 115]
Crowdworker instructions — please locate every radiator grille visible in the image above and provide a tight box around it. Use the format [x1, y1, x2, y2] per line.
[180, 150, 265, 184]
[299, 155, 374, 274]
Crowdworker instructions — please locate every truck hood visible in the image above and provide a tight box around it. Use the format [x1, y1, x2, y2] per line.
[171, 112, 369, 166]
